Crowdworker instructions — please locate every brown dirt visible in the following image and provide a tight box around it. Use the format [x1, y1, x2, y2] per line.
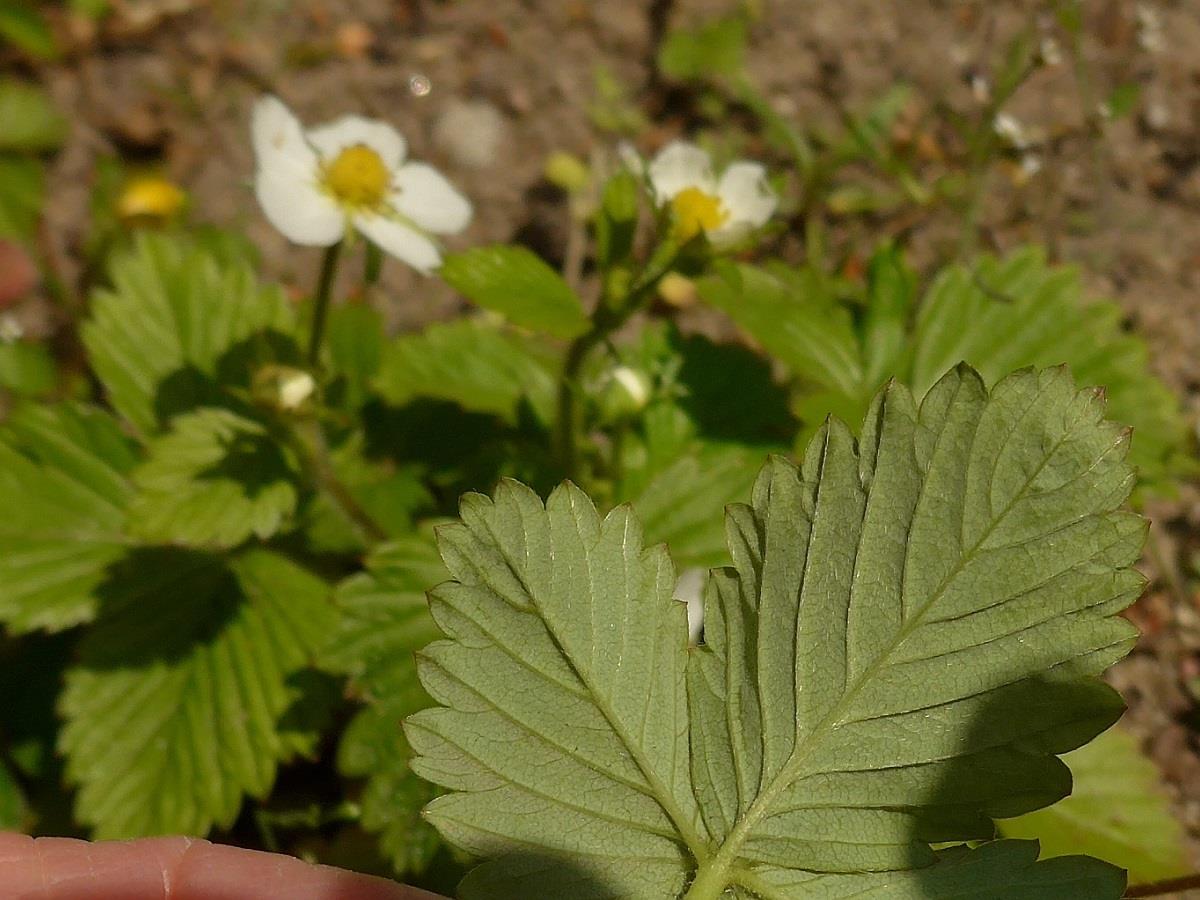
[20, 0, 1200, 887]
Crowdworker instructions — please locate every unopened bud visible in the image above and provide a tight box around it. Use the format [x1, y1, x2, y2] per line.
[117, 175, 187, 224]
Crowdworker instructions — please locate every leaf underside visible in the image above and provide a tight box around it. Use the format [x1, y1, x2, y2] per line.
[408, 366, 1139, 899]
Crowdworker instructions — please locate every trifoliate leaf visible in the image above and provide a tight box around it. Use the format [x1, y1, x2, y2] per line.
[83, 232, 294, 434]
[0, 79, 66, 151]
[408, 366, 1138, 899]
[127, 407, 301, 549]
[0, 403, 136, 633]
[322, 536, 447, 874]
[375, 318, 557, 426]
[441, 246, 589, 340]
[999, 725, 1189, 885]
[59, 548, 336, 839]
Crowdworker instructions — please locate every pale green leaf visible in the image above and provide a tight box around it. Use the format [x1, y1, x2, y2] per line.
[128, 407, 301, 549]
[999, 725, 1189, 885]
[82, 232, 295, 434]
[441, 246, 588, 339]
[375, 318, 558, 425]
[323, 535, 447, 874]
[0, 79, 65, 150]
[409, 366, 1137, 898]
[740, 840, 1125, 898]
[0, 404, 135, 633]
[59, 548, 336, 839]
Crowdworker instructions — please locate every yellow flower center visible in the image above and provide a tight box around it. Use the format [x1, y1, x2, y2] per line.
[670, 187, 728, 241]
[322, 144, 390, 209]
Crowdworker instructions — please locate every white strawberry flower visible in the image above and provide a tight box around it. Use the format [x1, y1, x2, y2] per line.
[251, 95, 472, 273]
[640, 141, 776, 245]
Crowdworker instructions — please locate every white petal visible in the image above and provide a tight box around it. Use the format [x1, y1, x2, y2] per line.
[711, 161, 776, 243]
[355, 214, 442, 273]
[307, 116, 406, 169]
[647, 141, 715, 204]
[251, 96, 342, 245]
[675, 568, 706, 646]
[255, 170, 344, 246]
[252, 95, 317, 178]
[391, 162, 472, 234]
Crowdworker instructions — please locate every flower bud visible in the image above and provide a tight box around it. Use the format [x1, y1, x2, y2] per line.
[597, 365, 652, 423]
[253, 365, 317, 413]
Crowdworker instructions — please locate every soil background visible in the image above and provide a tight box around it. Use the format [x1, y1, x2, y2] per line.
[19, 0, 1200, 892]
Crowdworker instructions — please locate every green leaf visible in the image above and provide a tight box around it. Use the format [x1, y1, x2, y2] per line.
[0, 156, 44, 239]
[702, 248, 1188, 495]
[658, 14, 748, 82]
[128, 407, 301, 549]
[322, 536, 447, 874]
[408, 366, 1137, 898]
[325, 302, 385, 411]
[59, 548, 336, 839]
[0, 340, 56, 396]
[999, 725, 1189, 885]
[83, 232, 295, 434]
[441, 246, 589, 340]
[0, 79, 66, 151]
[617, 403, 768, 571]
[0, 757, 26, 829]
[0, 1, 57, 59]
[596, 171, 640, 270]
[909, 248, 1186, 492]
[698, 262, 864, 396]
[0, 404, 136, 633]
[375, 318, 558, 426]
[299, 431, 432, 554]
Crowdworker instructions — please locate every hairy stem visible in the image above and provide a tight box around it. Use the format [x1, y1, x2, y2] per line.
[307, 241, 342, 367]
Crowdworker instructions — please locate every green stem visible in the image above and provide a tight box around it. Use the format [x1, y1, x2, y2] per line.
[292, 419, 387, 544]
[555, 260, 672, 479]
[307, 241, 342, 367]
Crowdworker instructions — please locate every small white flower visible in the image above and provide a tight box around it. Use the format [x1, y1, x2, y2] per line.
[637, 141, 776, 245]
[251, 95, 472, 273]
[675, 568, 706, 646]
